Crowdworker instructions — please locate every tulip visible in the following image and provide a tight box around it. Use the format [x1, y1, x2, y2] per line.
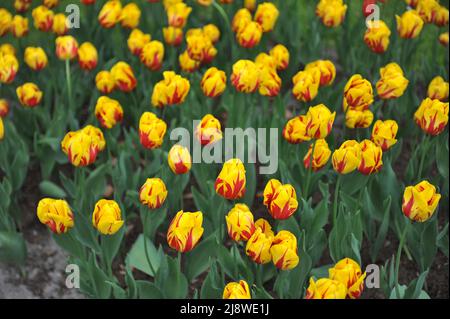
[332, 140, 362, 174]
[405, 0, 419, 7]
[98, 0, 122, 28]
[168, 144, 192, 174]
[255, 53, 277, 71]
[14, 0, 32, 13]
[358, 139, 383, 175]
[223, 281, 251, 299]
[376, 63, 409, 99]
[236, 21, 263, 48]
[414, 98, 449, 135]
[82, 0, 96, 3]
[244, 0, 256, 11]
[94, 96, 123, 129]
[305, 278, 347, 299]
[215, 158, 246, 200]
[139, 178, 168, 209]
[254, 218, 274, 237]
[439, 32, 449, 46]
[186, 33, 217, 63]
[141, 40, 165, 71]
[151, 71, 190, 107]
[269, 44, 289, 71]
[163, 0, 183, 8]
[364, 20, 391, 54]
[329, 258, 366, 299]
[95, 70, 115, 94]
[139, 112, 167, 149]
[231, 60, 260, 93]
[77, 42, 98, 71]
[195, 114, 223, 145]
[0, 117, 3, 141]
[292, 69, 320, 102]
[43, 0, 59, 8]
[0, 53, 19, 84]
[416, 0, 440, 23]
[258, 65, 281, 97]
[201, 67, 227, 97]
[270, 230, 299, 270]
[0, 99, 9, 118]
[120, 3, 141, 29]
[92, 199, 124, 235]
[254, 2, 279, 32]
[304, 138, 331, 171]
[55, 35, 79, 60]
[111, 61, 137, 92]
[305, 60, 336, 86]
[434, 5, 449, 27]
[245, 227, 273, 264]
[128, 29, 151, 56]
[37, 198, 74, 234]
[316, 0, 348, 27]
[179, 50, 200, 73]
[16, 82, 43, 107]
[232, 8, 252, 33]
[61, 125, 106, 167]
[305, 104, 336, 139]
[226, 204, 256, 241]
[396, 10, 424, 39]
[163, 26, 183, 46]
[345, 109, 374, 129]
[203, 24, 220, 43]
[197, 0, 213, 6]
[263, 179, 298, 220]
[11, 15, 29, 38]
[343, 74, 374, 111]
[0, 44, 16, 56]
[167, 2, 192, 28]
[363, 0, 378, 17]
[167, 210, 204, 252]
[427, 76, 449, 101]
[371, 119, 398, 151]
[24, 47, 48, 71]
[0, 9, 12, 36]
[32, 5, 54, 32]
[52, 13, 68, 35]
[402, 180, 441, 222]
[282, 115, 311, 144]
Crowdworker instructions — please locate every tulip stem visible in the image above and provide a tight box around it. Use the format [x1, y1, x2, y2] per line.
[65, 59, 74, 114]
[304, 140, 316, 198]
[212, 0, 234, 62]
[143, 212, 157, 277]
[417, 135, 430, 180]
[333, 174, 342, 226]
[394, 220, 410, 298]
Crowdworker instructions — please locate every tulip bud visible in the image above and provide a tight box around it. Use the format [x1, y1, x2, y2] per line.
[128, 29, 151, 56]
[345, 109, 374, 129]
[215, 158, 246, 200]
[163, 26, 183, 46]
[292, 69, 320, 102]
[141, 40, 165, 71]
[396, 10, 424, 39]
[43, 0, 59, 9]
[203, 24, 220, 43]
[283, 115, 311, 144]
[427, 76, 449, 101]
[11, 15, 29, 38]
[358, 139, 383, 175]
[179, 50, 200, 73]
[151, 71, 190, 107]
[52, 13, 68, 35]
[37, 198, 74, 234]
[269, 44, 289, 71]
[0, 117, 4, 141]
[231, 60, 260, 93]
[195, 114, 223, 145]
[95, 70, 115, 94]
[61, 125, 106, 167]
[120, 3, 141, 29]
[167, 210, 204, 252]
[139, 178, 168, 209]
[439, 32, 449, 46]
[402, 180, 441, 222]
[167, 2, 192, 28]
[226, 204, 256, 241]
[332, 140, 362, 174]
[55, 35, 78, 60]
[255, 53, 277, 70]
[186, 33, 217, 63]
[139, 112, 167, 149]
[343, 74, 374, 111]
[232, 8, 252, 33]
[376, 63, 409, 99]
[0, 9, 12, 36]
[246, 227, 273, 264]
[255, 218, 274, 237]
[364, 20, 391, 54]
[304, 139, 332, 171]
[0, 99, 9, 118]
[254, 2, 279, 32]
[92, 199, 124, 235]
[201, 67, 227, 97]
[434, 5, 449, 27]
[236, 21, 263, 48]
[223, 281, 251, 299]
[263, 179, 298, 220]
[414, 98, 449, 135]
[0, 52, 19, 84]
[98, 0, 122, 28]
[305, 104, 336, 139]
[24, 47, 48, 71]
[329, 258, 366, 299]
[416, 0, 439, 23]
[78, 42, 98, 71]
[0, 44, 16, 56]
[14, 0, 32, 13]
[168, 144, 192, 174]
[32, 5, 54, 32]
[371, 119, 398, 151]
[305, 60, 336, 86]
[95, 96, 123, 129]
[111, 61, 137, 92]
[270, 230, 299, 270]
[305, 278, 347, 299]
[316, 0, 347, 27]
[16, 82, 43, 107]
[258, 65, 281, 97]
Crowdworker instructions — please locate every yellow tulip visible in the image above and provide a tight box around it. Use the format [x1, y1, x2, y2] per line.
[254, 2, 279, 32]
[201, 67, 227, 97]
[0, 53, 19, 84]
[92, 199, 124, 235]
[139, 112, 167, 149]
[396, 10, 424, 39]
[203, 24, 220, 43]
[434, 5, 449, 27]
[292, 69, 320, 102]
[95, 70, 115, 94]
[371, 119, 398, 151]
[141, 40, 165, 71]
[263, 179, 298, 220]
[215, 158, 247, 200]
[416, 0, 440, 23]
[255, 53, 277, 70]
[246, 227, 273, 264]
[343, 74, 374, 111]
[52, 13, 68, 35]
[376, 62, 409, 99]
[16, 82, 43, 107]
[186, 33, 217, 63]
[402, 180, 441, 222]
[439, 32, 449, 46]
[269, 44, 289, 71]
[305, 60, 336, 86]
[303, 138, 332, 171]
[232, 8, 252, 33]
[329, 258, 366, 299]
[24, 47, 48, 71]
[231, 60, 260, 93]
[305, 278, 347, 299]
[163, 26, 183, 46]
[43, 0, 59, 8]
[332, 140, 362, 174]
[179, 50, 200, 73]
[255, 218, 274, 237]
[195, 114, 222, 145]
[0, 99, 9, 118]
[0, 9, 12, 37]
[151, 71, 190, 107]
[345, 109, 374, 129]
[11, 15, 29, 38]
[223, 280, 251, 299]
[427, 76, 449, 101]
[167, 210, 204, 252]
[270, 230, 299, 270]
[111, 61, 137, 92]
[305, 104, 336, 139]
[78, 42, 98, 71]
[364, 20, 391, 54]
[0, 44, 16, 56]
[236, 21, 263, 48]
[120, 3, 141, 29]
[316, 0, 347, 27]
[128, 29, 151, 56]
[283, 115, 311, 144]
[139, 178, 168, 209]
[14, 0, 31, 13]
[37, 198, 74, 234]
[414, 98, 449, 135]
[168, 144, 192, 175]
[258, 64, 281, 97]
[358, 139, 383, 175]
[0, 117, 4, 141]
[226, 204, 256, 241]
[55, 35, 78, 60]
[32, 5, 54, 32]
[94, 96, 123, 129]
[167, 2, 191, 28]
[98, 0, 122, 28]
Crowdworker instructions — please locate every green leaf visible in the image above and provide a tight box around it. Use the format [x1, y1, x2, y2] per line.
[437, 223, 449, 257]
[184, 232, 219, 281]
[404, 270, 429, 299]
[136, 281, 164, 299]
[39, 180, 67, 198]
[155, 255, 188, 299]
[126, 234, 164, 277]
[370, 196, 392, 261]
[200, 260, 224, 299]
[0, 231, 27, 265]
[101, 226, 125, 267]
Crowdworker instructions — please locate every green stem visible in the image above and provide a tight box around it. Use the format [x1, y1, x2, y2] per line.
[394, 221, 411, 298]
[65, 59, 74, 117]
[417, 135, 430, 180]
[212, 0, 235, 62]
[333, 174, 342, 226]
[304, 139, 317, 198]
[143, 211, 157, 277]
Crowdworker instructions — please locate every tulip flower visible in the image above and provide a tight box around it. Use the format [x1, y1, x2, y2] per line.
[95, 70, 115, 94]
[16, 82, 43, 107]
[304, 138, 331, 171]
[343, 74, 374, 111]
[255, 218, 274, 237]
[92, 199, 124, 235]
[255, 53, 277, 70]
[305, 278, 347, 299]
[139, 112, 167, 149]
[163, 26, 183, 46]
[52, 13, 68, 35]
[0, 52, 19, 84]
[364, 20, 391, 54]
[24, 47, 48, 71]
[215, 158, 247, 200]
[77, 42, 98, 71]
[371, 119, 398, 151]
[139, 178, 168, 209]
[163, 0, 183, 8]
[292, 69, 320, 102]
[128, 29, 151, 56]
[257, 64, 281, 97]
[332, 140, 362, 174]
[232, 8, 252, 33]
[94, 96, 123, 129]
[376, 63, 409, 99]
[316, 0, 348, 27]
[43, 0, 59, 8]
[236, 21, 263, 48]
[82, 0, 96, 4]
[98, 0, 122, 28]
[358, 139, 383, 175]
[283, 115, 311, 144]
[246, 227, 273, 264]
[263, 179, 298, 220]
[305, 104, 336, 139]
[254, 2, 279, 32]
[345, 109, 374, 128]
[61, 125, 106, 167]
[167, 210, 204, 252]
[168, 144, 192, 174]
[203, 24, 220, 43]
[271, 231, 299, 270]
[0, 9, 12, 37]
[329, 258, 367, 299]
[305, 60, 336, 86]
[223, 281, 251, 299]
[402, 180, 441, 222]
[439, 32, 449, 46]
[414, 98, 449, 135]
[434, 5, 449, 27]
[186, 33, 217, 63]
[32, 5, 54, 32]
[55, 35, 79, 60]
[396, 10, 424, 39]
[416, 0, 440, 23]
[226, 204, 256, 241]
[197, 0, 213, 6]
[14, 0, 32, 13]
[167, 2, 191, 28]
[405, 0, 419, 7]
[201, 67, 227, 97]
[11, 15, 29, 38]
[120, 3, 141, 29]
[427, 76, 449, 101]
[151, 71, 190, 107]
[37, 198, 74, 234]
[0, 99, 9, 118]
[231, 60, 260, 93]
[111, 61, 137, 92]
[195, 114, 223, 145]
[0, 117, 4, 141]
[141, 40, 165, 71]
[179, 50, 200, 73]
[0, 44, 15, 56]
[269, 44, 289, 71]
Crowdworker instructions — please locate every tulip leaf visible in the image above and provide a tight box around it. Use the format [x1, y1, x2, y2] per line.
[184, 232, 219, 282]
[419, 218, 438, 272]
[437, 223, 449, 257]
[39, 180, 67, 198]
[136, 281, 164, 299]
[200, 260, 224, 299]
[0, 231, 27, 265]
[155, 255, 188, 299]
[252, 286, 273, 299]
[126, 234, 164, 277]
[101, 226, 125, 267]
[370, 196, 392, 262]
[404, 270, 429, 299]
